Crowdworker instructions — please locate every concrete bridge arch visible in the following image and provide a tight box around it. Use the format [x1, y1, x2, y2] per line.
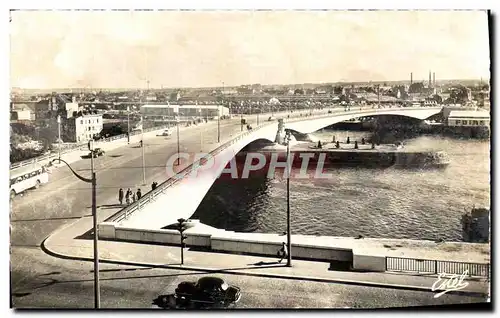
[285, 107, 443, 134]
[120, 107, 443, 229]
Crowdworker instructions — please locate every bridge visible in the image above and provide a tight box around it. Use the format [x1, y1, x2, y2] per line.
[286, 107, 443, 134]
[103, 106, 444, 230]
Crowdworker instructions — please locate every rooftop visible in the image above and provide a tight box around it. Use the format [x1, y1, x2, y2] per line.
[141, 104, 225, 109]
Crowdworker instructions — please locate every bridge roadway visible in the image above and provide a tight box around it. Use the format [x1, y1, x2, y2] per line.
[9, 108, 326, 248]
[117, 106, 444, 230]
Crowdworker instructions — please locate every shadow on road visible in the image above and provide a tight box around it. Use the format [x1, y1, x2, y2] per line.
[249, 261, 281, 266]
[99, 204, 124, 210]
[90, 267, 154, 273]
[73, 228, 94, 240]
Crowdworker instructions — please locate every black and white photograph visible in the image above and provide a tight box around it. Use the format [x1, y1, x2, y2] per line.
[7, 6, 492, 310]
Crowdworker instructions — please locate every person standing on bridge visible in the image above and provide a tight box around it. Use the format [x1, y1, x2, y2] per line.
[118, 188, 124, 205]
[125, 188, 132, 205]
[137, 188, 142, 200]
[277, 242, 288, 263]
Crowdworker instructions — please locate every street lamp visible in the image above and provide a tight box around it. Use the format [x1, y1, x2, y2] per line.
[240, 101, 244, 132]
[140, 115, 146, 185]
[198, 107, 203, 152]
[285, 131, 292, 267]
[217, 105, 221, 143]
[57, 115, 61, 160]
[127, 106, 130, 144]
[176, 115, 180, 166]
[50, 141, 100, 308]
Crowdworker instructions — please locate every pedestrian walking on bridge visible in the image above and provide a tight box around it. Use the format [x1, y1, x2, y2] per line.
[277, 242, 288, 263]
[118, 188, 124, 205]
[137, 188, 142, 200]
[125, 188, 132, 205]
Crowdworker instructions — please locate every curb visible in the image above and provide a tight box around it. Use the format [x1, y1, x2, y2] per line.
[41, 228, 488, 298]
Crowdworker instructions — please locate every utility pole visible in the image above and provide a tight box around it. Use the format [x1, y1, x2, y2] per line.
[57, 115, 61, 160]
[176, 116, 180, 165]
[127, 106, 130, 144]
[51, 141, 100, 308]
[198, 105, 203, 152]
[90, 141, 100, 307]
[240, 101, 244, 132]
[285, 132, 292, 267]
[141, 114, 146, 185]
[217, 105, 221, 143]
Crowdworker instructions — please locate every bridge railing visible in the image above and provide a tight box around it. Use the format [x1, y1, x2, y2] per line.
[386, 256, 490, 279]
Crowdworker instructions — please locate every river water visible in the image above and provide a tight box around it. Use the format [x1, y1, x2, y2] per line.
[192, 130, 490, 242]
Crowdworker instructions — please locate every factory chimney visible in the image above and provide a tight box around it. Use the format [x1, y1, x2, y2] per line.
[410, 72, 413, 85]
[433, 72, 436, 87]
[428, 70, 432, 87]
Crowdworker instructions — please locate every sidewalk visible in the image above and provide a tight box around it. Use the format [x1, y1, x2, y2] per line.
[42, 210, 489, 297]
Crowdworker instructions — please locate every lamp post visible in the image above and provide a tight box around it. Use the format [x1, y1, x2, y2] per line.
[240, 101, 244, 132]
[198, 107, 203, 152]
[285, 132, 292, 267]
[127, 106, 130, 144]
[50, 141, 100, 308]
[217, 105, 221, 143]
[176, 115, 180, 166]
[57, 115, 61, 160]
[141, 115, 146, 185]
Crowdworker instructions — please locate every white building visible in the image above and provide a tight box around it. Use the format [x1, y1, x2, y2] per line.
[140, 104, 229, 119]
[11, 109, 33, 121]
[447, 110, 490, 127]
[63, 114, 103, 142]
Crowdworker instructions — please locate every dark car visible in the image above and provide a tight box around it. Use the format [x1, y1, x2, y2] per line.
[89, 148, 105, 158]
[175, 277, 241, 308]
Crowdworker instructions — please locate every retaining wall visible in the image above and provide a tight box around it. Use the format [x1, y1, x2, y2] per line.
[99, 222, 355, 265]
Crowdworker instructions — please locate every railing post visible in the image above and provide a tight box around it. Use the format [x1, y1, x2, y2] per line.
[434, 260, 438, 274]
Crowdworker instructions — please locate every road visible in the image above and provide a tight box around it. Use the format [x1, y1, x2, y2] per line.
[10, 118, 249, 247]
[11, 248, 486, 309]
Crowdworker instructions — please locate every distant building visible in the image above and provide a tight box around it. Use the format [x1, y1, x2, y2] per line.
[11, 109, 33, 121]
[447, 110, 490, 127]
[141, 104, 229, 119]
[62, 114, 103, 143]
[10, 102, 36, 121]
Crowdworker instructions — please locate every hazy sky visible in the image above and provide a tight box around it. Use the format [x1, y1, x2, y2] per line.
[10, 10, 490, 89]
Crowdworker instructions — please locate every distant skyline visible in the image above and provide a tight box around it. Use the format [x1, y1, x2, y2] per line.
[10, 10, 491, 89]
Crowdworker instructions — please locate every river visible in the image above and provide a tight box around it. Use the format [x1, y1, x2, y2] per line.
[191, 130, 490, 242]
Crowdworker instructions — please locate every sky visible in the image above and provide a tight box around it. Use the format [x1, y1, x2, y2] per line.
[9, 10, 491, 89]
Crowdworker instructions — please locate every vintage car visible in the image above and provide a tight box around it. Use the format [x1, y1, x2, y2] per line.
[85, 148, 105, 158]
[174, 277, 241, 308]
[157, 129, 172, 137]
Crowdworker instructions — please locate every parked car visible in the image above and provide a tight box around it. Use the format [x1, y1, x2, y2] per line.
[157, 129, 172, 137]
[89, 148, 105, 158]
[175, 277, 241, 308]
